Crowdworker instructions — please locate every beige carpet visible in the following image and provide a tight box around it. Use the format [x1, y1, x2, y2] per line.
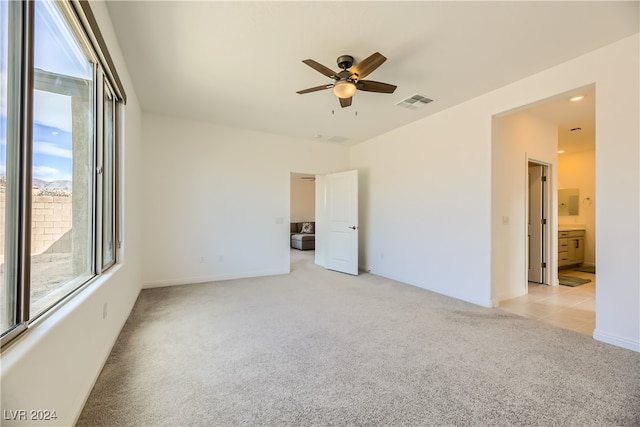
[78, 251, 639, 426]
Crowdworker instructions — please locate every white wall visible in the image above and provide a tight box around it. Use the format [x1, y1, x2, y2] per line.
[350, 101, 494, 307]
[0, 2, 144, 425]
[558, 149, 596, 265]
[592, 36, 639, 351]
[141, 115, 348, 287]
[290, 175, 315, 223]
[351, 35, 639, 351]
[492, 112, 558, 301]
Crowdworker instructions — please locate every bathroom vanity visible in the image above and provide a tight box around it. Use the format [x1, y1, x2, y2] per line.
[558, 226, 585, 267]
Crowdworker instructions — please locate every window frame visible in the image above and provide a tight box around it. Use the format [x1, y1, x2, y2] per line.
[2, 0, 34, 345]
[1, 0, 126, 349]
[99, 76, 117, 272]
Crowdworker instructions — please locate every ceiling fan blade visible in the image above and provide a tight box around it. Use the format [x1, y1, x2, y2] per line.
[339, 97, 352, 108]
[302, 59, 339, 80]
[297, 84, 332, 94]
[356, 80, 397, 94]
[350, 52, 386, 80]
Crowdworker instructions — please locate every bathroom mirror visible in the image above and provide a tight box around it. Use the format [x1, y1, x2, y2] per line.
[558, 188, 579, 216]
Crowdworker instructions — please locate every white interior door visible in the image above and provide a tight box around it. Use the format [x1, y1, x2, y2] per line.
[528, 164, 544, 283]
[325, 170, 358, 275]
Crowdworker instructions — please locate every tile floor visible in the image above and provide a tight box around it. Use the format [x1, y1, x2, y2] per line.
[498, 268, 596, 336]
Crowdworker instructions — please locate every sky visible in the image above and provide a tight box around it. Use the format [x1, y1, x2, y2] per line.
[0, 117, 74, 182]
[1, 0, 91, 183]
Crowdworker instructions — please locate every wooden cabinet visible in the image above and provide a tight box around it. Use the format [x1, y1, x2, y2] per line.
[558, 230, 585, 267]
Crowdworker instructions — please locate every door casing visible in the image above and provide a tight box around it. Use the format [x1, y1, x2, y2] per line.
[526, 159, 551, 288]
[528, 163, 545, 283]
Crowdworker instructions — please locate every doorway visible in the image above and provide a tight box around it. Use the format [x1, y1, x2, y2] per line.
[289, 172, 317, 272]
[498, 86, 597, 336]
[527, 161, 549, 284]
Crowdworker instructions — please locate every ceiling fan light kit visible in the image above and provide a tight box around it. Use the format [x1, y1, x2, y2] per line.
[297, 52, 397, 108]
[333, 80, 357, 99]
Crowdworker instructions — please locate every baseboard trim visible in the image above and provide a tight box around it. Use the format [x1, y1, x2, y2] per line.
[142, 269, 288, 289]
[593, 329, 640, 352]
[492, 289, 528, 307]
[367, 269, 493, 308]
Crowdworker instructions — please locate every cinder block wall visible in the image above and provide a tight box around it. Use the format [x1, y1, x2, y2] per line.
[0, 192, 73, 256]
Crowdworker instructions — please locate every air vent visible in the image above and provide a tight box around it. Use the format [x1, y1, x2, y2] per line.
[327, 136, 349, 143]
[396, 94, 433, 109]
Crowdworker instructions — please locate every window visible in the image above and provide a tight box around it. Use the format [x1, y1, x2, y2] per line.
[30, 0, 94, 317]
[101, 81, 116, 270]
[1, 0, 12, 334]
[1, 0, 126, 347]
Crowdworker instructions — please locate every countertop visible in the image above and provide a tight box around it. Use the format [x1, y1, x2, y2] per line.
[558, 224, 586, 231]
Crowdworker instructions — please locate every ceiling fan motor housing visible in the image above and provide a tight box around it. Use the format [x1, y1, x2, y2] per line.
[337, 55, 354, 71]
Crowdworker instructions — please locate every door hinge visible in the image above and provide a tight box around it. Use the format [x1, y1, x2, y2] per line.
[541, 262, 547, 268]
[541, 218, 547, 225]
[541, 175, 547, 182]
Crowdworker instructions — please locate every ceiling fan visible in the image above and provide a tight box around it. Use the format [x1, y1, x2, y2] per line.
[296, 52, 397, 108]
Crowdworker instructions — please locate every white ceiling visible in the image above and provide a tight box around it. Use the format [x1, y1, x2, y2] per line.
[105, 1, 638, 147]
[524, 85, 596, 154]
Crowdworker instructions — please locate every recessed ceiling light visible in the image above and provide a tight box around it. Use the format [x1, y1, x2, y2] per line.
[558, 150, 565, 154]
[570, 95, 585, 102]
